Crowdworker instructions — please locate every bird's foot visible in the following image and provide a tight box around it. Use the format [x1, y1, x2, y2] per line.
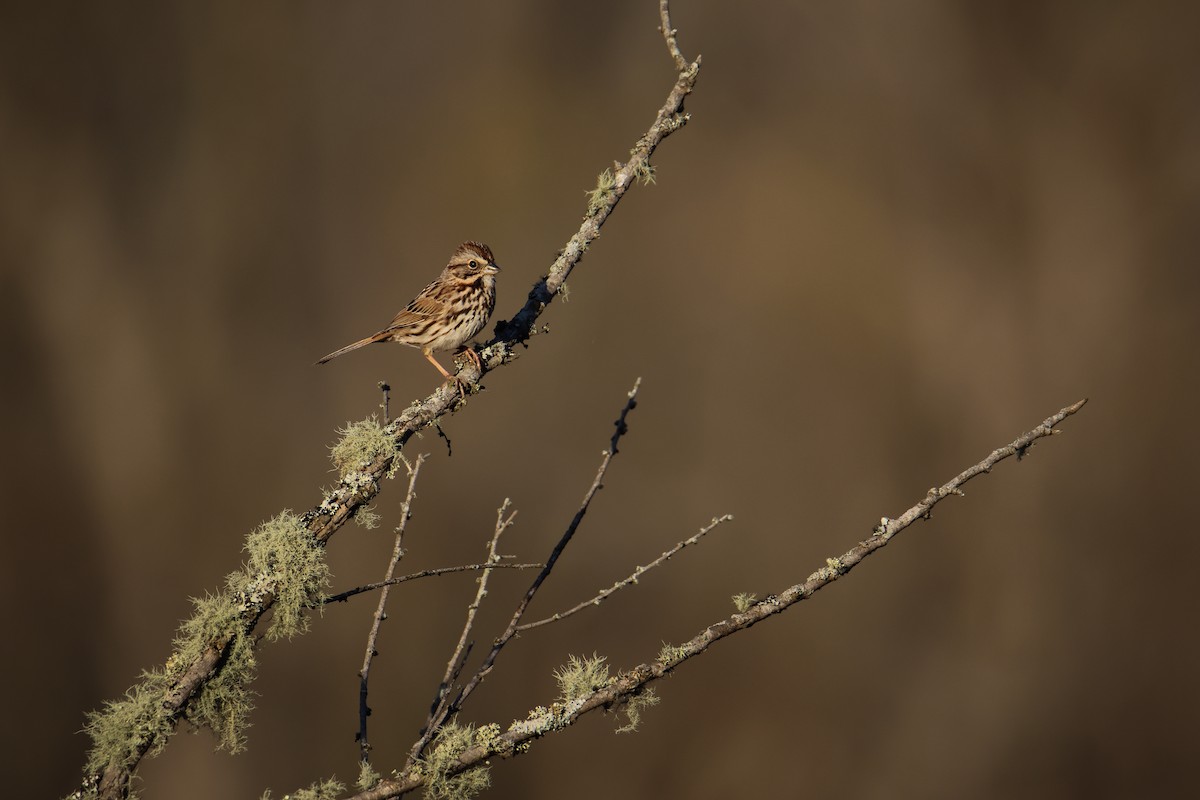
[454, 344, 484, 373]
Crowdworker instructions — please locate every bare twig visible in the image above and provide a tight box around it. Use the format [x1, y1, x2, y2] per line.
[323, 562, 541, 605]
[517, 513, 732, 632]
[407, 502, 518, 766]
[659, 0, 689, 70]
[341, 398, 1089, 800]
[357, 455, 426, 765]
[414, 379, 641, 759]
[378, 381, 391, 422]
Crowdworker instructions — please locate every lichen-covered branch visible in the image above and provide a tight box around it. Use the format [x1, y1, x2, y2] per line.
[339, 398, 1089, 800]
[70, 4, 702, 796]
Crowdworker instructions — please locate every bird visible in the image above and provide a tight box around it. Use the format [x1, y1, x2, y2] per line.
[316, 242, 501, 391]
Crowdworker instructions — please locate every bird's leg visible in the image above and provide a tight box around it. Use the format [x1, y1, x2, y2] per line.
[423, 350, 454, 380]
[424, 350, 467, 399]
[456, 344, 484, 372]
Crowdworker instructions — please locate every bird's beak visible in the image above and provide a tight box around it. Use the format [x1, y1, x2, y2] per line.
[488, 263, 501, 273]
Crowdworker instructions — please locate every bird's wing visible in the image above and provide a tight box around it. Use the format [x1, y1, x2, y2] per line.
[383, 283, 448, 331]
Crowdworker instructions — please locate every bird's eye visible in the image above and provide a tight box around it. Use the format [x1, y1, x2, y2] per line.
[468, 260, 479, 269]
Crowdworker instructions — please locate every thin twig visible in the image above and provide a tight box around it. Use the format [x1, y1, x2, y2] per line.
[341, 398, 1089, 800]
[422, 379, 641, 754]
[517, 513, 732, 632]
[356, 454, 426, 765]
[407, 502, 518, 766]
[379, 381, 391, 422]
[659, 0, 689, 70]
[323, 562, 542, 605]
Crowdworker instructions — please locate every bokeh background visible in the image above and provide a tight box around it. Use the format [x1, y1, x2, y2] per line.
[3, 1, 1198, 797]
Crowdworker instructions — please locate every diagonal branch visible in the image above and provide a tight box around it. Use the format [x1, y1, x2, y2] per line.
[340, 398, 1088, 800]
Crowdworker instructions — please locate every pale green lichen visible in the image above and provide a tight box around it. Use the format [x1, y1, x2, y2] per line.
[420, 722, 491, 800]
[83, 672, 175, 773]
[263, 777, 344, 800]
[330, 416, 395, 479]
[353, 504, 381, 530]
[504, 658, 658, 743]
[82, 512, 332, 773]
[236, 511, 331, 641]
[472, 723, 503, 754]
[631, 157, 656, 185]
[174, 591, 258, 752]
[657, 643, 690, 665]
[585, 169, 617, 216]
[616, 688, 660, 734]
[554, 654, 611, 705]
[356, 761, 381, 792]
[732, 592, 758, 613]
[84, 588, 258, 769]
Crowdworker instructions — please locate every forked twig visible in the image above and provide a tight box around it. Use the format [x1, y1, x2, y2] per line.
[410, 379, 642, 762]
[407, 501, 518, 764]
[517, 513, 733, 632]
[356, 454, 427, 764]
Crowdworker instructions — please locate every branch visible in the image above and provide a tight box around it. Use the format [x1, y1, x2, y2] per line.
[357, 455, 426, 764]
[659, 0, 689, 70]
[73, 4, 701, 796]
[414, 379, 642, 760]
[516, 514, 733, 632]
[407, 502, 517, 765]
[341, 398, 1089, 800]
[323, 563, 541, 605]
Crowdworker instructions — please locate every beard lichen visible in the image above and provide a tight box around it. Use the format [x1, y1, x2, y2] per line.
[731, 592, 758, 613]
[585, 169, 617, 217]
[553, 654, 611, 705]
[259, 776, 345, 800]
[82, 673, 177, 775]
[356, 760, 381, 792]
[81, 512, 332, 776]
[615, 686, 660, 734]
[236, 511, 331, 641]
[418, 722, 492, 800]
[330, 415, 397, 480]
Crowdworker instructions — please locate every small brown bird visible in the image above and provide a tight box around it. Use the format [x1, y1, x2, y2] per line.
[317, 242, 501, 386]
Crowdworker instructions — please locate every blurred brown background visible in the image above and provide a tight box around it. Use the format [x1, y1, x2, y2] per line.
[3, 1, 1198, 797]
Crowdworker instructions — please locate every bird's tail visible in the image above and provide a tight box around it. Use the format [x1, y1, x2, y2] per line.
[315, 334, 380, 365]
